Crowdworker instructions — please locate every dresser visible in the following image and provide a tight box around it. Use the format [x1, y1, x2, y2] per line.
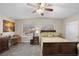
[0, 37, 9, 53]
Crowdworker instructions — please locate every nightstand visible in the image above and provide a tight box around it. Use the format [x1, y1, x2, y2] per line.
[30, 36, 39, 45]
[33, 36, 39, 45]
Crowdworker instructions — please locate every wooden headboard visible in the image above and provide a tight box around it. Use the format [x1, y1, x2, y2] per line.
[41, 30, 56, 32]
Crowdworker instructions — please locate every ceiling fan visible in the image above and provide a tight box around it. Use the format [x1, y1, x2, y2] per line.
[27, 3, 53, 16]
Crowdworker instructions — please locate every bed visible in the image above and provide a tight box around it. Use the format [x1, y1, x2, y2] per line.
[40, 30, 78, 56]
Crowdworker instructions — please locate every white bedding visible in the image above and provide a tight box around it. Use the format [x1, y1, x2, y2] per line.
[41, 37, 70, 43]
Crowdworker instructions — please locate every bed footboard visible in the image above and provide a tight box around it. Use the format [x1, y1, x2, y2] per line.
[42, 42, 78, 56]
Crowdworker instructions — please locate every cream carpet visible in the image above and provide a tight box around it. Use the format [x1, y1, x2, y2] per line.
[0, 43, 41, 56]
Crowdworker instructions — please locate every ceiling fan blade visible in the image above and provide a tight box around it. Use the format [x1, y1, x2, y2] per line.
[45, 8, 53, 11]
[27, 3, 36, 7]
[32, 10, 36, 13]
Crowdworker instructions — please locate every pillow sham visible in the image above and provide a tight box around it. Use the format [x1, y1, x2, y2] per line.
[41, 32, 60, 37]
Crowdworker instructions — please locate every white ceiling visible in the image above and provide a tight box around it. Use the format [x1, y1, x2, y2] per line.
[0, 3, 79, 20]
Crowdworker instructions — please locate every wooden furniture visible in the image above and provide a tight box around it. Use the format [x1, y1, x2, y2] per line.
[33, 36, 39, 45]
[10, 35, 21, 46]
[30, 36, 39, 45]
[10, 37, 17, 46]
[40, 30, 78, 56]
[30, 39, 34, 44]
[14, 35, 21, 44]
[0, 37, 9, 53]
[43, 42, 78, 56]
[41, 30, 56, 32]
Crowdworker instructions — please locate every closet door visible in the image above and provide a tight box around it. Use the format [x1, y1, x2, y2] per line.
[65, 21, 78, 42]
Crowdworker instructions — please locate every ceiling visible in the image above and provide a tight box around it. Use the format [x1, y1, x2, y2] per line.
[0, 3, 79, 20]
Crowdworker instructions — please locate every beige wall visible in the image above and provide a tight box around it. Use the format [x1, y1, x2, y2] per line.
[0, 18, 3, 33]
[15, 18, 63, 35]
[15, 14, 79, 42]
[15, 18, 63, 42]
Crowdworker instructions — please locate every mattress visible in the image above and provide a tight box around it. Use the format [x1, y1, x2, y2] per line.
[41, 37, 70, 43]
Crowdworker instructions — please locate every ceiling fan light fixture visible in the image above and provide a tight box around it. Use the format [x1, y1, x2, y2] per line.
[40, 3, 46, 7]
[27, 3, 53, 16]
[36, 9, 44, 14]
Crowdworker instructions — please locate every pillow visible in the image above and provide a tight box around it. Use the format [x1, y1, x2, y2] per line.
[47, 32, 52, 37]
[53, 32, 60, 37]
[41, 32, 60, 37]
[41, 32, 48, 37]
[41, 32, 53, 37]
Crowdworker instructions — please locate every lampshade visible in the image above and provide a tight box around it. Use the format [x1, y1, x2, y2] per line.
[36, 30, 39, 34]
